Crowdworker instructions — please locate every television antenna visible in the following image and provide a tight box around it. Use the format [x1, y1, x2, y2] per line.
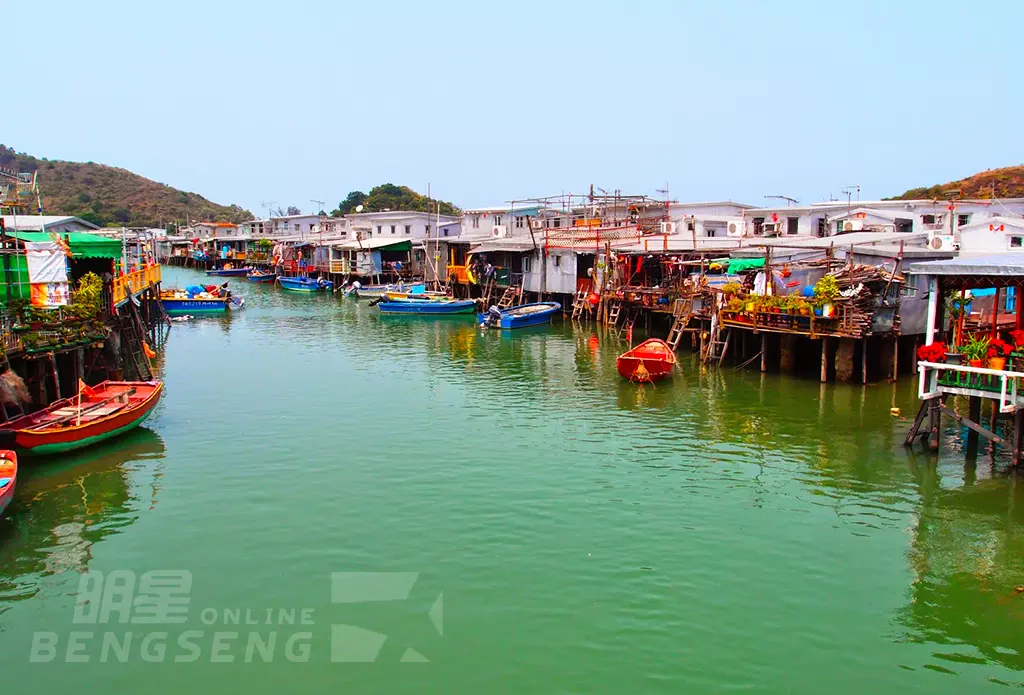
[311, 199, 326, 215]
[840, 185, 860, 214]
[764, 195, 798, 206]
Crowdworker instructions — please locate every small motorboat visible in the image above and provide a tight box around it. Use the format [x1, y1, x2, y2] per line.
[160, 287, 231, 315]
[479, 302, 561, 329]
[382, 290, 448, 301]
[616, 339, 676, 383]
[0, 450, 16, 517]
[206, 266, 251, 277]
[247, 270, 278, 283]
[348, 282, 425, 299]
[0, 381, 163, 456]
[378, 299, 477, 315]
[278, 276, 333, 293]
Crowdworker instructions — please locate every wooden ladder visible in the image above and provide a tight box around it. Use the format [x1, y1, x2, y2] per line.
[497, 285, 520, 309]
[607, 300, 622, 328]
[704, 328, 732, 365]
[666, 298, 693, 350]
[571, 290, 591, 321]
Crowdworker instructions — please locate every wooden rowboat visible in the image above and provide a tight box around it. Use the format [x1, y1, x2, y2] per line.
[247, 270, 278, 283]
[278, 276, 333, 292]
[206, 267, 250, 277]
[0, 450, 15, 517]
[0, 381, 163, 456]
[479, 301, 561, 329]
[616, 339, 676, 383]
[378, 299, 477, 315]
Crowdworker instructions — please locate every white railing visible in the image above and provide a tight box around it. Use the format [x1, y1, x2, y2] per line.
[918, 361, 1024, 413]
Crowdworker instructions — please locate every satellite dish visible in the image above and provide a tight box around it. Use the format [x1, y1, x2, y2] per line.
[355, 205, 364, 213]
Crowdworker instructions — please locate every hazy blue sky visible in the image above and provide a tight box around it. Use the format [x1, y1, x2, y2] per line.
[6, 0, 1022, 216]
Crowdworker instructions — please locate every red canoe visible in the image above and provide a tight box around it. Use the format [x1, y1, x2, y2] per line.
[616, 339, 677, 383]
[0, 381, 163, 456]
[0, 450, 15, 517]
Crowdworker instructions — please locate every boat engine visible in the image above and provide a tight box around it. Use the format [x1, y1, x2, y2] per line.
[480, 305, 502, 328]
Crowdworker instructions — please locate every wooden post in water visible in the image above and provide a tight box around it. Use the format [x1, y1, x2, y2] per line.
[761, 334, 767, 372]
[820, 338, 828, 383]
[968, 396, 981, 446]
[928, 397, 941, 452]
[861, 338, 868, 384]
[1014, 408, 1024, 467]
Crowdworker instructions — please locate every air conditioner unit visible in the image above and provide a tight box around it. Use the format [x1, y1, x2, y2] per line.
[928, 235, 959, 251]
[842, 220, 864, 232]
[660, 221, 676, 235]
[762, 222, 780, 235]
[727, 221, 744, 237]
[530, 219, 544, 230]
[492, 224, 508, 238]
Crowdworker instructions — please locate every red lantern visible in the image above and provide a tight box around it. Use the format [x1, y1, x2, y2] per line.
[588, 293, 600, 306]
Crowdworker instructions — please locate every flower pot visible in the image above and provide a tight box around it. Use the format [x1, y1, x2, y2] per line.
[821, 303, 835, 319]
[813, 307, 823, 317]
[969, 359, 983, 368]
[989, 356, 1007, 371]
[745, 302, 754, 312]
[944, 352, 962, 365]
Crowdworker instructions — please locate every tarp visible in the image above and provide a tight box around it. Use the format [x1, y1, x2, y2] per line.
[24, 241, 68, 283]
[7, 231, 122, 259]
[726, 257, 766, 274]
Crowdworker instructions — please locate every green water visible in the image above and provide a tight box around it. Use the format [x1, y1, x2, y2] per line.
[1, 267, 1023, 693]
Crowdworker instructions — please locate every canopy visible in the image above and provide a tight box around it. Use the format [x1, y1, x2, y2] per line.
[7, 231, 123, 259]
[726, 257, 766, 274]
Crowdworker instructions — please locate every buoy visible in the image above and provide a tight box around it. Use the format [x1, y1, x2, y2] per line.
[890, 407, 901, 417]
[142, 341, 157, 359]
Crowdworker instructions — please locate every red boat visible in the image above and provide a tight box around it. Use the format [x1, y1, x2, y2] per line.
[0, 381, 163, 456]
[0, 450, 15, 517]
[616, 339, 677, 383]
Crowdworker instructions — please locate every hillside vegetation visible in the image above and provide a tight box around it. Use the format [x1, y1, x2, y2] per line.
[333, 184, 460, 217]
[0, 145, 253, 228]
[891, 164, 1024, 200]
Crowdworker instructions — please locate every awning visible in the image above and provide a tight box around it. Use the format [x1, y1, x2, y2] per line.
[726, 257, 766, 274]
[337, 238, 412, 252]
[7, 230, 123, 259]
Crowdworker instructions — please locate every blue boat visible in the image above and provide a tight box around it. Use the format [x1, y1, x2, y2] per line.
[206, 267, 251, 277]
[278, 276, 333, 292]
[479, 302, 562, 329]
[160, 290, 229, 315]
[378, 299, 477, 315]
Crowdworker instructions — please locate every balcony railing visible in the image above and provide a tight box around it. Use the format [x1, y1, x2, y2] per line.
[113, 265, 162, 306]
[918, 360, 1024, 413]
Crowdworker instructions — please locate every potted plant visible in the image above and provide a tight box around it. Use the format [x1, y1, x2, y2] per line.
[962, 335, 990, 368]
[988, 338, 1013, 371]
[721, 282, 742, 296]
[813, 275, 840, 318]
[917, 342, 947, 364]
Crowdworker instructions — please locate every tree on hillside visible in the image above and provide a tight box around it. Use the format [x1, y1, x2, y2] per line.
[331, 184, 459, 217]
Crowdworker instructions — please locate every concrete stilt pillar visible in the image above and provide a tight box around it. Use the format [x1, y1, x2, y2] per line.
[779, 335, 796, 372]
[836, 338, 856, 382]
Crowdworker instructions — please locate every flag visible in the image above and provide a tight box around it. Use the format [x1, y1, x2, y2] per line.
[78, 380, 96, 398]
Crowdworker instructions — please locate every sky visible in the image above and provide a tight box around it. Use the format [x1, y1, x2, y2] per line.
[5, 0, 1023, 216]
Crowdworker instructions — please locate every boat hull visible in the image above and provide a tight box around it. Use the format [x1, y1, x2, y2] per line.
[616, 339, 676, 383]
[279, 277, 332, 292]
[161, 298, 228, 314]
[0, 451, 15, 517]
[206, 268, 250, 277]
[0, 382, 163, 456]
[500, 302, 561, 329]
[247, 273, 278, 283]
[379, 299, 476, 315]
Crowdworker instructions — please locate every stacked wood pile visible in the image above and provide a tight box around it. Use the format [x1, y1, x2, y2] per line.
[826, 263, 904, 337]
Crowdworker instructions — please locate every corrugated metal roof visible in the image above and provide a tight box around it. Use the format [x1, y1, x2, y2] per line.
[908, 254, 1024, 277]
[1, 215, 100, 231]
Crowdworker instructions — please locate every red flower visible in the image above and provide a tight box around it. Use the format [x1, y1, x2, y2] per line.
[1010, 329, 1024, 348]
[917, 342, 947, 362]
[989, 338, 1013, 358]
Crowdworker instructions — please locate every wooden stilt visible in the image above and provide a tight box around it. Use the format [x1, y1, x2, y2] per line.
[967, 397, 981, 445]
[905, 400, 929, 446]
[820, 338, 828, 383]
[761, 333, 767, 373]
[928, 397, 941, 452]
[1014, 409, 1024, 467]
[861, 338, 868, 384]
[892, 336, 899, 382]
[942, 405, 1002, 443]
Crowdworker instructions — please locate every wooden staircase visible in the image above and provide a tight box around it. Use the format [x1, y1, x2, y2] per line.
[117, 300, 154, 381]
[666, 298, 693, 350]
[703, 328, 732, 365]
[607, 300, 622, 328]
[571, 290, 591, 321]
[497, 285, 521, 309]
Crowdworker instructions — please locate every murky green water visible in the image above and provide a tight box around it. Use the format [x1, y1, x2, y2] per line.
[1, 267, 1022, 693]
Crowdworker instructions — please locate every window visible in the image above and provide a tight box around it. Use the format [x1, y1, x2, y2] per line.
[404, 225, 411, 235]
[494, 215, 502, 226]
[425, 225, 431, 236]
[787, 217, 799, 235]
[553, 255, 561, 267]
[753, 217, 764, 235]
[687, 219, 695, 232]
[515, 216, 524, 229]
[340, 231, 347, 237]
[522, 256, 532, 273]
[293, 224, 300, 231]
[816, 218, 827, 237]
[472, 216, 480, 229]
[922, 214, 936, 225]
[391, 225, 396, 235]
[309, 224, 315, 231]
[553, 218, 561, 228]
[958, 214, 971, 227]
[377, 225, 382, 235]
[443, 229, 449, 237]
[1011, 236, 1023, 248]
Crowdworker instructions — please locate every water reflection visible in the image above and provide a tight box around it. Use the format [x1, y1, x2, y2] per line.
[0, 428, 166, 614]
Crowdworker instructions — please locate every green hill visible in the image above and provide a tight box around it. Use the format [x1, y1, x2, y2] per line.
[891, 164, 1024, 200]
[0, 145, 253, 228]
